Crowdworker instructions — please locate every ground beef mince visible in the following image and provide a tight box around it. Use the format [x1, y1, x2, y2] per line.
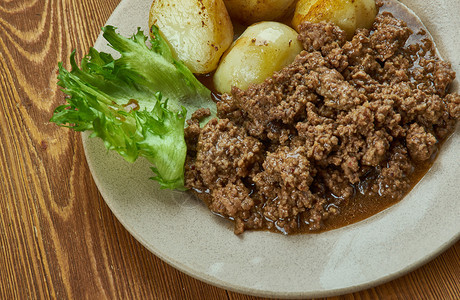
[184, 12, 460, 234]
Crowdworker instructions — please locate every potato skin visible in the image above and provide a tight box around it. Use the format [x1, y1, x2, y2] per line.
[224, 0, 297, 24]
[213, 22, 303, 94]
[149, 0, 233, 74]
[292, 0, 378, 38]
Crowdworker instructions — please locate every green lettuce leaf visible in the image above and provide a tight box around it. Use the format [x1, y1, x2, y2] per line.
[51, 26, 216, 189]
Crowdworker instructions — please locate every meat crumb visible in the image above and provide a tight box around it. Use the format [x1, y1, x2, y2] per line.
[185, 12, 459, 234]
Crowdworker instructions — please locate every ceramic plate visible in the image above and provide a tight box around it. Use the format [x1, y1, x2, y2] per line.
[82, 0, 460, 298]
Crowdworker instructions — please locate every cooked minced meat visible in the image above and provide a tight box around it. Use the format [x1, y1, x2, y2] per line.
[184, 12, 460, 234]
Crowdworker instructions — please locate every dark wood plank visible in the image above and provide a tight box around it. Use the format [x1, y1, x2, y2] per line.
[0, 0, 458, 299]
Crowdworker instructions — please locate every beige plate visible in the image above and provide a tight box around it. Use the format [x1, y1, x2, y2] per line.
[82, 0, 460, 298]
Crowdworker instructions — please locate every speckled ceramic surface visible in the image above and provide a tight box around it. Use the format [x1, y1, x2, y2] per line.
[82, 1, 460, 298]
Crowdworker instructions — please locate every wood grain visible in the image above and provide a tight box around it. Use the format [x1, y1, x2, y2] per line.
[0, 0, 458, 299]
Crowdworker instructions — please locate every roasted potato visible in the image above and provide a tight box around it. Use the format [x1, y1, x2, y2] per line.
[214, 22, 303, 94]
[149, 0, 233, 74]
[224, 0, 297, 24]
[292, 0, 377, 38]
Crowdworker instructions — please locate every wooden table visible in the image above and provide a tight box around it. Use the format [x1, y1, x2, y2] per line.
[0, 0, 458, 298]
